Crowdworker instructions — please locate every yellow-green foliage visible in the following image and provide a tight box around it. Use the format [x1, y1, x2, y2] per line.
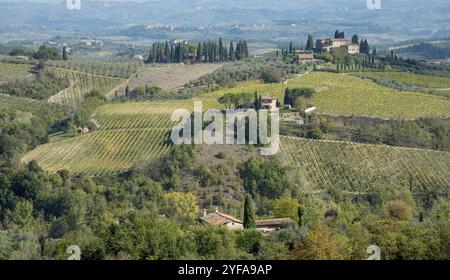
[355, 71, 450, 89]
[280, 136, 450, 193]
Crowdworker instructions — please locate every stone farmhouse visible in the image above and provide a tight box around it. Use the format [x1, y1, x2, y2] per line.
[199, 208, 296, 233]
[316, 38, 359, 54]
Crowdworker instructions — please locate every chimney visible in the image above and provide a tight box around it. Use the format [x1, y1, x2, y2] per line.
[203, 209, 208, 217]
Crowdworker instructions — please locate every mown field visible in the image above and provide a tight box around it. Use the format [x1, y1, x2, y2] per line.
[280, 136, 450, 193]
[129, 63, 223, 90]
[354, 71, 450, 89]
[0, 62, 34, 84]
[22, 98, 221, 175]
[206, 72, 450, 119]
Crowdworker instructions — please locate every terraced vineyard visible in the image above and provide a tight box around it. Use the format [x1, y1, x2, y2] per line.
[22, 98, 222, 175]
[47, 60, 141, 79]
[354, 71, 450, 89]
[48, 68, 127, 104]
[280, 136, 450, 193]
[0, 62, 34, 84]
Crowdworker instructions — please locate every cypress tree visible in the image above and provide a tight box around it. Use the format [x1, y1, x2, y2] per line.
[243, 194, 255, 229]
[218, 37, 224, 61]
[306, 34, 314, 50]
[197, 43, 202, 62]
[62, 46, 68, 61]
[284, 88, 290, 106]
[254, 91, 259, 109]
[229, 42, 235, 61]
[298, 206, 303, 227]
[351, 34, 359, 44]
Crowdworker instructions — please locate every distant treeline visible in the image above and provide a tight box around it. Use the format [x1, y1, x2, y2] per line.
[146, 38, 249, 64]
[396, 42, 450, 60]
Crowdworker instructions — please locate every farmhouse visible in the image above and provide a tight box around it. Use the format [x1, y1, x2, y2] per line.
[280, 112, 304, 126]
[256, 218, 296, 233]
[200, 209, 243, 229]
[200, 209, 295, 233]
[293, 51, 315, 63]
[316, 38, 359, 54]
[77, 127, 90, 134]
[261, 97, 278, 110]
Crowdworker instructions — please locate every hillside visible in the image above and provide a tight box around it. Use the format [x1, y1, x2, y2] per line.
[279, 136, 450, 193]
[22, 98, 221, 175]
[207, 72, 450, 119]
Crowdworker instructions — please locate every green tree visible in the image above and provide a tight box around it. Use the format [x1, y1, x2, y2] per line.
[243, 194, 255, 229]
[306, 34, 314, 50]
[272, 197, 299, 223]
[163, 192, 199, 224]
[62, 46, 68, 61]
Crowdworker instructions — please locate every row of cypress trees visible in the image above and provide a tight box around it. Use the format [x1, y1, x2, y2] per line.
[146, 38, 249, 64]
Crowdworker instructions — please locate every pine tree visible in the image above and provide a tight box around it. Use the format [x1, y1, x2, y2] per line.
[243, 194, 255, 229]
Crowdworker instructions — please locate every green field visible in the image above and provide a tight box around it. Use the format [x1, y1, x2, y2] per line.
[22, 98, 221, 175]
[354, 71, 450, 89]
[280, 136, 450, 193]
[0, 62, 34, 84]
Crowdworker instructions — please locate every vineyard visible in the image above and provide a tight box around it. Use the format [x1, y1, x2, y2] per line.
[48, 68, 127, 104]
[288, 72, 450, 119]
[0, 94, 64, 122]
[47, 60, 141, 79]
[279, 136, 450, 193]
[22, 98, 222, 175]
[205, 72, 450, 119]
[354, 71, 450, 89]
[0, 62, 34, 84]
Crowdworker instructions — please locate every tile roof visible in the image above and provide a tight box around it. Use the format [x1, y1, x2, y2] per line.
[200, 210, 242, 225]
[255, 218, 296, 227]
